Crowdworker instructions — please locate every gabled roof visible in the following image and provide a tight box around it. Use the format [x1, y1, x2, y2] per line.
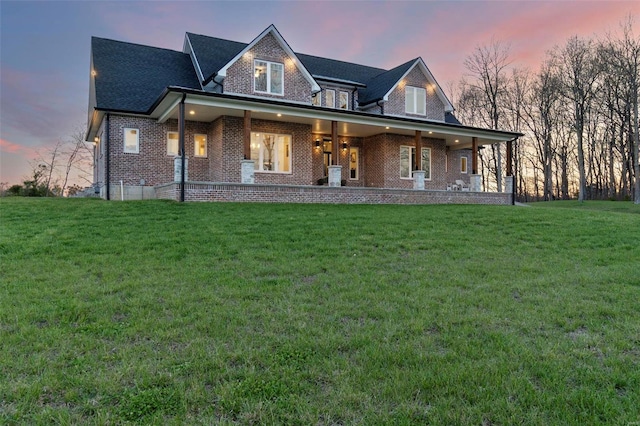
[360, 58, 454, 112]
[358, 59, 416, 106]
[91, 37, 200, 113]
[184, 33, 245, 84]
[192, 25, 320, 93]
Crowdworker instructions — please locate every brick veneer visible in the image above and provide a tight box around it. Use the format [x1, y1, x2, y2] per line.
[155, 182, 512, 205]
[225, 33, 312, 103]
[386, 66, 445, 121]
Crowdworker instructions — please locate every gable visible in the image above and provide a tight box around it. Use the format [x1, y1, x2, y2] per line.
[217, 25, 320, 94]
[384, 59, 453, 113]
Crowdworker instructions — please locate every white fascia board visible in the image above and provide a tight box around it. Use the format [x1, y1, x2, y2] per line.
[178, 93, 514, 142]
[157, 97, 182, 123]
[381, 58, 454, 112]
[184, 34, 205, 88]
[216, 24, 321, 93]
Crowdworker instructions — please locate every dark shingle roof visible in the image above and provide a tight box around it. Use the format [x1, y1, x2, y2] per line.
[185, 33, 394, 93]
[445, 111, 462, 125]
[92, 37, 201, 113]
[357, 58, 417, 106]
[186, 33, 246, 82]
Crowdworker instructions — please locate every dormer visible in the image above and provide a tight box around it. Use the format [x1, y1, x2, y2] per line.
[359, 58, 453, 121]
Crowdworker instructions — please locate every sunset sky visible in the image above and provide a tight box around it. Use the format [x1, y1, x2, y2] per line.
[1, 0, 638, 187]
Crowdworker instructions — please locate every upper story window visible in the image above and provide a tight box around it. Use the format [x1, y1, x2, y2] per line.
[254, 60, 283, 95]
[326, 89, 335, 108]
[123, 128, 139, 153]
[167, 132, 179, 156]
[405, 86, 426, 115]
[312, 92, 321, 106]
[339, 91, 349, 109]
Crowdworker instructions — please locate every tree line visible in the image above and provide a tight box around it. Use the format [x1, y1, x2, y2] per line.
[1, 128, 94, 197]
[452, 16, 640, 203]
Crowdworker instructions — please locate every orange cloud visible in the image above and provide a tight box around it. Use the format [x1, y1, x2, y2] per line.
[0, 138, 38, 157]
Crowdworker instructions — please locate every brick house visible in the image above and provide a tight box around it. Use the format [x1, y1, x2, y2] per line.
[86, 25, 521, 203]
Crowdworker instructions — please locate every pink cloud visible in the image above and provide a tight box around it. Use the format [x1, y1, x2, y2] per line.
[0, 138, 37, 156]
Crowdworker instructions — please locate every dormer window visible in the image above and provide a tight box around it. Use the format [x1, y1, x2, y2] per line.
[405, 86, 426, 115]
[254, 60, 283, 95]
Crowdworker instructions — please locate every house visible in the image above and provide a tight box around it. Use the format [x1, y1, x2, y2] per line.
[86, 25, 521, 204]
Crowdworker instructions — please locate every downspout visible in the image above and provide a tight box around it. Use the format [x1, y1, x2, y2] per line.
[179, 93, 186, 202]
[377, 100, 385, 115]
[105, 113, 110, 200]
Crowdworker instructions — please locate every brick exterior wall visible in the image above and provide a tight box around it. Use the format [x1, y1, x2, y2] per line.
[385, 66, 445, 121]
[224, 33, 312, 103]
[156, 182, 512, 205]
[446, 149, 472, 185]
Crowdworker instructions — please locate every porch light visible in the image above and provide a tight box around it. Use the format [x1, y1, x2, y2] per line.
[315, 139, 321, 149]
[385, 126, 390, 130]
[455, 140, 459, 143]
[91, 70, 97, 77]
[94, 136, 99, 143]
[189, 110, 195, 115]
[429, 131, 433, 134]
[277, 113, 282, 117]
[341, 141, 348, 151]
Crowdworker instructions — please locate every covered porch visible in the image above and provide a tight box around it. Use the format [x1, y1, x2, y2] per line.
[149, 88, 521, 202]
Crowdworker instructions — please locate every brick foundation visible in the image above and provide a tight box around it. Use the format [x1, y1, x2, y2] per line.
[155, 182, 512, 205]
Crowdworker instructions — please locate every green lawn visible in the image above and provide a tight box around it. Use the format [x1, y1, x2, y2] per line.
[1, 198, 639, 425]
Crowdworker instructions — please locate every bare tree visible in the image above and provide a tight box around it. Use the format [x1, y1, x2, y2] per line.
[462, 39, 513, 192]
[552, 36, 600, 202]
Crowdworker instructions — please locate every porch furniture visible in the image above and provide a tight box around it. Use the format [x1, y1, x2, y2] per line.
[455, 180, 469, 191]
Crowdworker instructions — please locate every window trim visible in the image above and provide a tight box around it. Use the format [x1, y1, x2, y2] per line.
[461, 156, 468, 174]
[254, 59, 284, 96]
[400, 145, 432, 180]
[349, 147, 359, 180]
[123, 128, 139, 154]
[167, 131, 179, 156]
[326, 89, 336, 108]
[405, 86, 426, 116]
[194, 134, 207, 158]
[250, 131, 292, 174]
[339, 91, 349, 110]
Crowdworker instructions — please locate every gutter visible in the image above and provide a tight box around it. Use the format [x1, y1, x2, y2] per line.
[105, 113, 110, 200]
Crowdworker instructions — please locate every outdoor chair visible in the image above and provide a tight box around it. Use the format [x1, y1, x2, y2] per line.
[455, 180, 469, 191]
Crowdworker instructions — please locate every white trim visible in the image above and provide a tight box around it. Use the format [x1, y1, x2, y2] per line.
[382, 58, 454, 113]
[157, 97, 182, 123]
[167, 131, 179, 156]
[123, 128, 139, 154]
[254, 59, 284, 96]
[194, 134, 207, 157]
[184, 34, 205, 89]
[349, 147, 359, 180]
[216, 24, 321, 93]
[339, 91, 349, 110]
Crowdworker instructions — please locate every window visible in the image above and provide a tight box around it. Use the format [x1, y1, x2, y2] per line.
[250, 132, 291, 173]
[405, 86, 426, 115]
[326, 89, 335, 108]
[312, 92, 321, 106]
[339, 91, 349, 109]
[400, 146, 431, 179]
[167, 132, 179, 156]
[349, 147, 359, 180]
[194, 134, 207, 157]
[124, 128, 139, 153]
[461, 156, 468, 174]
[254, 60, 283, 95]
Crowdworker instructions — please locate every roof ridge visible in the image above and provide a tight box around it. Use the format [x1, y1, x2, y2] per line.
[92, 36, 185, 55]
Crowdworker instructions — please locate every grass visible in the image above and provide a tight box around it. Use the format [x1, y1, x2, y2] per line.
[1, 198, 639, 425]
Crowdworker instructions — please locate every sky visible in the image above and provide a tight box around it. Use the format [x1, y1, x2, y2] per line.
[1, 0, 639, 188]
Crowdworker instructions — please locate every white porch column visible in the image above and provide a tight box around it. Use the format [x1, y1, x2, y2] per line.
[241, 160, 255, 184]
[328, 165, 342, 187]
[413, 170, 425, 190]
[504, 175, 513, 194]
[470, 174, 481, 192]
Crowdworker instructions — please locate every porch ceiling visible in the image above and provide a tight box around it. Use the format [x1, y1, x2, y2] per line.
[151, 90, 520, 148]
